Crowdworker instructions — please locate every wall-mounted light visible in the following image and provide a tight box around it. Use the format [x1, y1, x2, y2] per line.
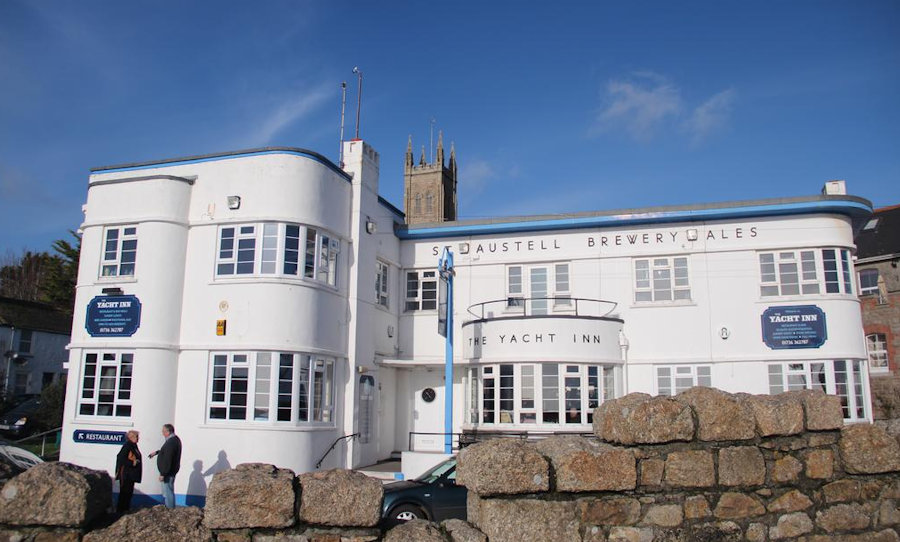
[227, 196, 241, 210]
[387, 325, 394, 338]
[720, 326, 730, 340]
[102, 287, 124, 296]
[686, 229, 699, 241]
[365, 217, 376, 234]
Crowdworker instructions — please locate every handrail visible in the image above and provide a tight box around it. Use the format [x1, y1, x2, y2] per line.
[466, 297, 617, 320]
[14, 427, 62, 445]
[13, 427, 62, 459]
[315, 433, 358, 469]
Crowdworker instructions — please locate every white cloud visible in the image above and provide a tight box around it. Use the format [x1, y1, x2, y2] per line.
[246, 85, 333, 146]
[684, 89, 736, 145]
[460, 159, 495, 196]
[593, 73, 736, 146]
[594, 74, 682, 141]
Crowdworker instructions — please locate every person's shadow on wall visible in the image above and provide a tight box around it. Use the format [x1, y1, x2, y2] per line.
[185, 451, 231, 506]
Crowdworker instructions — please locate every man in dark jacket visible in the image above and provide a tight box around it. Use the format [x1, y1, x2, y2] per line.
[148, 423, 182, 508]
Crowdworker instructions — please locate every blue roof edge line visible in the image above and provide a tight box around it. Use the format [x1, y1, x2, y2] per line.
[396, 200, 873, 240]
[90, 147, 352, 181]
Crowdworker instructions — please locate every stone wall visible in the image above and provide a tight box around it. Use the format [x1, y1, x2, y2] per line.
[458, 388, 900, 542]
[2, 388, 899, 541]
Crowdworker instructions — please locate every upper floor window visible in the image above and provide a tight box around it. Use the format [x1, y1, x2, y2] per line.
[405, 270, 437, 311]
[17, 329, 33, 353]
[759, 248, 853, 297]
[858, 269, 879, 296]
[101, 226, 137, 277]
[208, 351, 334, 425]
[634, 257, 690, 303]
[867, 333, 889, 373]
[78, 352, 133, 417]
[506, 263, 572, 314]
[656, 365, 711, 396]
[376, 261, 389, 308]
[216, 223, 339, 286]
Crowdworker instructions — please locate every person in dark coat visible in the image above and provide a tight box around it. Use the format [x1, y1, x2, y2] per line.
[149, 423, 182, 508]
[115, 430, 142, 514]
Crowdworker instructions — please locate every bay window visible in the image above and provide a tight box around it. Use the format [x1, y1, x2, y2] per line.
[216, 223, 340, 286]
[208, 351, 335, 425]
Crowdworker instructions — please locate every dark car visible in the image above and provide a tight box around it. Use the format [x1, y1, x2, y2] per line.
[382, 457, 467, 525]
[0, 396, 41, 438]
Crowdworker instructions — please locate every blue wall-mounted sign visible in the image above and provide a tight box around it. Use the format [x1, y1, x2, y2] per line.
[73, 429, 126, 445]
[761, 305, 827, 350]
[85, 295, 142, 337]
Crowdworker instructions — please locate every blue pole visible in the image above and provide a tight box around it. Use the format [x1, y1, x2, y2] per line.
[439, 248, 454, 455]
[444, 266, 453, 454]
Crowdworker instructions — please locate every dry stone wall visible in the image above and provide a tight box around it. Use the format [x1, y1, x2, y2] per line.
[1, 388, 899, 541]
[459, 388, 900, 542]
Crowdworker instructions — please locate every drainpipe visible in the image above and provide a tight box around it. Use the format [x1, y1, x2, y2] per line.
[618, 329, 630, 396]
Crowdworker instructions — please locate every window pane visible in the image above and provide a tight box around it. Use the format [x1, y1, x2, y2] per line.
[542, 364, 559, 423]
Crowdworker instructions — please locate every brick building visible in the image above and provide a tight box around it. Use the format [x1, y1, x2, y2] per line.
[855, 204, 900, 418]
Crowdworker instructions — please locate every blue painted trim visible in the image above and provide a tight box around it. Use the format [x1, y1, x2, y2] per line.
[91, 147, 351, 182]
[396, 199, 872, 240]
[120, 492, 204, 508]
[394, 472, 405, 480]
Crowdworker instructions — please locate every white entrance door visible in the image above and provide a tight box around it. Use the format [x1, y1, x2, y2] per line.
[357, 375, 378, 466]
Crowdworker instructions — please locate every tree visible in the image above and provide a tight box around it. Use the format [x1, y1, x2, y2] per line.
[40, 231, 81, 315]
[0, 231, 81, 315]
[0, 251, 55, 302]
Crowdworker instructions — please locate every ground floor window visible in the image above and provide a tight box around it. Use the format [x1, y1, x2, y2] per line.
[208, 351, 335, 425]
[656, 365, 712, 396]
[466, 362, 620, 427]
[767, 360, 868, 421]
[78, 351, 133, 417]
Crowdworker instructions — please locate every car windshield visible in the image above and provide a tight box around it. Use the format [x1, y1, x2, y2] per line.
[415, 459, 457, 483]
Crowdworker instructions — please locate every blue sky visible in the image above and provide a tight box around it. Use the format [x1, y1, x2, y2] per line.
[1, 1, 898, 253]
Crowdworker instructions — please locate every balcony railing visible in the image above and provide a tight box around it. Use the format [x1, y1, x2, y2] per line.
[466, 297, 618, 321]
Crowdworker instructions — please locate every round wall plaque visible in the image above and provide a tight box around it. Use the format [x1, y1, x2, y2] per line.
[421, 388, 436, 403]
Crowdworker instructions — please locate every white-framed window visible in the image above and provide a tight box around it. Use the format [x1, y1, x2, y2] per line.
[506, 263, 573, 313]
[101, 225, 137, 277]
[376, 261, 389, 308]
[634, 256, 690, 302]
[867, 333, 889, 373]
[208, 351, 335, 425]
[17, 329, 32, 353]
[216, 223, 339, 286]
[467, 362, 620, 427]
[656, 365, 712, 396]
[759, 248, 853, 297]
[767, 360, 868, 421]
[78, 352, 133, 417]
[405, 270, 437, 311]
[858, 269, 879, 296]
[554, 263, 572, 308]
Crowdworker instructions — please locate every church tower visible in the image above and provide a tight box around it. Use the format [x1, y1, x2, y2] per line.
[403, 132, 458, 225]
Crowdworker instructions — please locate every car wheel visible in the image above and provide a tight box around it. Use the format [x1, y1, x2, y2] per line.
[392, 504, 426, 522]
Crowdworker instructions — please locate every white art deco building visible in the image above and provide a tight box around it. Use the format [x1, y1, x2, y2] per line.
[60, 139, 873, 505]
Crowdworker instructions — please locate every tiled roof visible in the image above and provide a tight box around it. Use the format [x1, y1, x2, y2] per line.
[0, 297, 72, 335]
[856, 204, 900, 260]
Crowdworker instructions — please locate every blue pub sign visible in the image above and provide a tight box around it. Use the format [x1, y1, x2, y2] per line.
[761, 305, 827, 350]
[85, 295, 142, 337]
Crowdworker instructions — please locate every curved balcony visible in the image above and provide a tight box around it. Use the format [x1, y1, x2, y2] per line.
[462, 297, 625, 363]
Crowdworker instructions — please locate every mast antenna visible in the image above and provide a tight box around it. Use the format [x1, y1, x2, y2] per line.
[429, 117, 436, 163]
[352, 67, 363, 139]
[338, 81, 347, 168]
